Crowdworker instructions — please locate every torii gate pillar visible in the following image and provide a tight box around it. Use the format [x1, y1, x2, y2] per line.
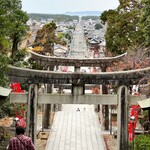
[117, 86, 129, 150]
[26, 84, 38, 145]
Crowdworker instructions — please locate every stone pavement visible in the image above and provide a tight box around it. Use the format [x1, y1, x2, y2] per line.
[45, 104, 106, 150]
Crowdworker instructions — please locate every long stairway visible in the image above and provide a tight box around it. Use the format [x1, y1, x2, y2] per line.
[45, 22, 106, 150]
[45, 104, 106, 150]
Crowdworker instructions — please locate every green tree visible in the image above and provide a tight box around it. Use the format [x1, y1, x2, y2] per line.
[8, 0, 28, 59]
[0, 0, 28, 120]
[57, 33, 67, 46]
[57, 33, 65, 39]
[0, 55, 9, 86]
[81, 16, 99, 20]
[134, 135, 150, 150]
[100, 10, 117, 24]
[0, 0, 11, 86]
[0, 0, 28, 59]
[28, 13, 79, 22]
[33, 22, 57, 55]
[100, 0, 144, 55]
[140, 0, 150, 47]
[0, 0, 29, 83]
[94, 23, 103, 30]
[0, 0, 11, 53]
[65, 31, 72, 43]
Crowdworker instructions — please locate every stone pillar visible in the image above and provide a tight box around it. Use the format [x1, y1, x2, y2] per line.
[73, 85, 84, 95]
[75, 66, 80, 73]
[26, 84, 38, 144]
[101, 66, 109, 130]
[43, 84, 52, 129]
[54, 65, 62, 111]
[117, 86, 129, 150]
[101, 84, 109, 130]
[72, 66, 85, 95]
[26, 84, 32, 136]
[43, 66, 54, 129]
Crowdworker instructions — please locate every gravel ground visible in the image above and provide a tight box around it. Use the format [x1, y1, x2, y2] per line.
[103, 134, 117, 150]
[36, 138, 47, 150]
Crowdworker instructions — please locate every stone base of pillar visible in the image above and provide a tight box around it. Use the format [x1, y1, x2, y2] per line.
[43, 104, 51, 129]
[100, 105, 105, 130]
[58, 104, 62, 111]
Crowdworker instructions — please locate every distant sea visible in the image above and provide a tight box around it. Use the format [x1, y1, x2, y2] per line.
[65, 11, 102, 16]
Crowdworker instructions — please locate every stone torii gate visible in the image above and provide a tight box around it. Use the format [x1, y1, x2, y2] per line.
[29, 50, 128, 131]
[7, 64, 150, 150]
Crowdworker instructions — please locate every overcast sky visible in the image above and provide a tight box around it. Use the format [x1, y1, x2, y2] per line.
[21, 0, 119, 14]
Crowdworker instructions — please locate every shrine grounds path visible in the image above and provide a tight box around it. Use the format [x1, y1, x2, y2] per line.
[45, 104, 106, 150]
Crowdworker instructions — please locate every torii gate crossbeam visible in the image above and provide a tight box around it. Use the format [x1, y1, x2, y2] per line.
[7, 66, 150, 149]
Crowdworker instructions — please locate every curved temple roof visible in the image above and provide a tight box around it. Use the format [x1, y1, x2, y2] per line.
[7, 65, 150, 85]
[29, 50, 127, 67]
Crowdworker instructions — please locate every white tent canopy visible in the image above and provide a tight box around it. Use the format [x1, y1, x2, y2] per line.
[0, 86, 12, 97]
[138, 98, 150, 109]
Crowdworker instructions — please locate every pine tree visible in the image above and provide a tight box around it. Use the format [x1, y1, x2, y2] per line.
[33, 22, 57, 55]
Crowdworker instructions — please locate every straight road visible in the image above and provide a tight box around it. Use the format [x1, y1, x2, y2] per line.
[45, 105, 106, 150]
[70, 23, 87, 58]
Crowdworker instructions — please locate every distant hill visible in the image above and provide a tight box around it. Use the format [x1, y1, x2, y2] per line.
[65, 11, 102, 16]
[28, 13, 79, 22]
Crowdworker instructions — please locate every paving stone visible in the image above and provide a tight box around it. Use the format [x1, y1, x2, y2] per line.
[45, 104, 105, 150]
